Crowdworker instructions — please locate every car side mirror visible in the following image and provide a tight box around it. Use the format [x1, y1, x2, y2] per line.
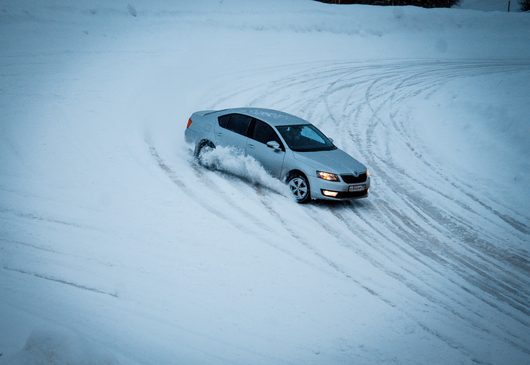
[266, 140, 281, 151]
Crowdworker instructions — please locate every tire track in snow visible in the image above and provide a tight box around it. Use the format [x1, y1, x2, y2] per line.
[2, 265, 118, 298]
[201, 59, 530, 359]
[0, 206, 98, 231]
[338, 61, 528, 353]
[334, 61, 524, 328]
[146, 140, 335, 274]
[354, 62, 528, 284]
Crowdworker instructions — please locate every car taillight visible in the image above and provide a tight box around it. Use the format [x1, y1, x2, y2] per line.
[186, 118, 192, 129]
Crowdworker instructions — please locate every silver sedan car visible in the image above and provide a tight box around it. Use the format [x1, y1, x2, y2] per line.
[184, 107, 370, 203]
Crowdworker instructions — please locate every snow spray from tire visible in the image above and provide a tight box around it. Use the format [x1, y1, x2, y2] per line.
[198, 145, 290, 197]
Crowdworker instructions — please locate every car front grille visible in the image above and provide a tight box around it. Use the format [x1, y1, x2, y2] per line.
[335, 190, 368, 199]
[341, 173, 367, 184]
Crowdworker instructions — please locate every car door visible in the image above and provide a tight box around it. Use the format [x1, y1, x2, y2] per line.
[246, 118, 286, 178]
[215, 113, 252, 153]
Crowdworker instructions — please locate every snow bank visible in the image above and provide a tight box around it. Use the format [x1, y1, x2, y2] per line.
[457, 0, 521, 12]
[2, 0, 530, 59]
[411, 69, 530, 211]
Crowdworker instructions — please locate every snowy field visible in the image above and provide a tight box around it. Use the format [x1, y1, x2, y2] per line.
[1, 1, 529, 364]
[457, 0, 523, 12]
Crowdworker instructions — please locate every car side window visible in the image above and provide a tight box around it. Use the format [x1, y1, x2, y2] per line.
[228, 114, 252, 136]
[251, 119, 284, 149]
[218, 113, 252, 136]
[218, 114, 230, 129]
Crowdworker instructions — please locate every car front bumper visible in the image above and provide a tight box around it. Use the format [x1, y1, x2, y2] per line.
[308, 175, 371, 201]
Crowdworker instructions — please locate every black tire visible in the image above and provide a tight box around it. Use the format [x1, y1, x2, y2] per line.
[287, 173, 311, 204]
[195, 140, 215, 161]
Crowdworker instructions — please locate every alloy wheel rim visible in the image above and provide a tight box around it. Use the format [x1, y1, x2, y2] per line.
[289, 177, 308, 200]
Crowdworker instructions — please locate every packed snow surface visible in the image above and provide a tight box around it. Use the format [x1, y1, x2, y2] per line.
[1, 1, 529, 364]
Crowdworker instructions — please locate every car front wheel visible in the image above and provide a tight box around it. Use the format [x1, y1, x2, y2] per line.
[288, 173, 311, 204]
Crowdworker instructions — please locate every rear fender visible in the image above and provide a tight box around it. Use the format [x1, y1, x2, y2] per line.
[187, 111, 217, 145]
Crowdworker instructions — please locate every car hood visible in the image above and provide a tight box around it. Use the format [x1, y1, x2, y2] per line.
[292, 148, 366, 175]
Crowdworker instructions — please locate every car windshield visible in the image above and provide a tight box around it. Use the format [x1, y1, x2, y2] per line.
[276, 124, 336, 152]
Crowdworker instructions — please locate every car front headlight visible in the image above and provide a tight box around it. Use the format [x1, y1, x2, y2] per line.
[317, 171, 339, 182]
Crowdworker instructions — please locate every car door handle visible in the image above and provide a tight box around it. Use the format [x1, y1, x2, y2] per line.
[247, 143, 255, 149]
[216, 132, 223, 136]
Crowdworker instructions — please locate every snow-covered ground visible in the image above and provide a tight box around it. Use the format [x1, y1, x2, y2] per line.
[457, 0, 521, 12]
[1, 1, 529, 364]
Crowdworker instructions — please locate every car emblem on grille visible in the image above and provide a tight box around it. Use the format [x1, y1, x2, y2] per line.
[352, 171, 359, 177]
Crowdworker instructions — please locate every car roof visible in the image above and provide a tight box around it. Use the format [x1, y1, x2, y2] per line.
[216, 107, 309, 127]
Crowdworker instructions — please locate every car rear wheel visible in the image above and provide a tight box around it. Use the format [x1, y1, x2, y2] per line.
[195, 140, 215, 160]
[288, 173, 310, 204]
